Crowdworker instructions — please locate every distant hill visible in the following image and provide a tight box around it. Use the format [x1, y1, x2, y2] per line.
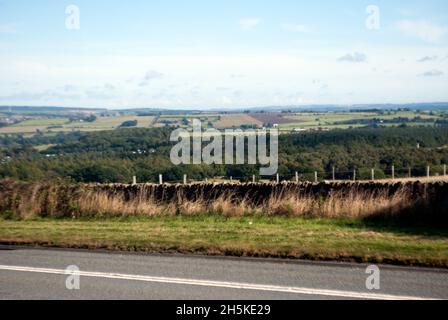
[0, 106, 107, 116]
[1, 102, 448, 115]
[238, 102, 448, 113]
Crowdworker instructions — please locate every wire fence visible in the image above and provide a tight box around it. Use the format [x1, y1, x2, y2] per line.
[131, 164, 448, 185]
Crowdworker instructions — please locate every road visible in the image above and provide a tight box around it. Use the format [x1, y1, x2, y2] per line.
[0, 246, 447, 300]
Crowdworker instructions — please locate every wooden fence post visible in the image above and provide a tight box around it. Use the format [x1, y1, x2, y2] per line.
[183, 174, 187, 185]
[332, 166, 335, 182]
[314, 171, 318, 183]
[252, 175, 256, 183]
[391, 165, 395, 180]
[408, 167, 412, 178]
[295, 172, 299, 183]
[371, 169, 375, 181]
[276, 174, 280, 184]
[427, 166, 430, 179]
[353, 169, 356, 182]
[159, 174, 163, 185]
[132, 176, 137, 185]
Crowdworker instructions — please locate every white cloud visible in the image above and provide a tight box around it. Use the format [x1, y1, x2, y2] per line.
[2, 46, 448, 107]
[139, 70, 164, 87]
[337, 52, 367, 63]
[282, 23, 310, 33]
[418, 69, 444, 77]
[239, 18, 261, 30]
[417, 56, 438, 62]
[0, 24, 16, 34]
[396, 20, 448, 44]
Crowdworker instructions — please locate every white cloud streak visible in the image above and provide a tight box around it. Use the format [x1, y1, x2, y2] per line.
[396, 20, 448, 44]
[419, 69, 444, 77]
[282, 23, 310, 33]
[239, 18, 261, 30]
[417, 56, 438, 62]
[0, 24, 17, 34]
[337, 52, 367, 63]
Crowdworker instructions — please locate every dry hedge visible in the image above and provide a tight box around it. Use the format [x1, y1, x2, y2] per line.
[0, 179, 447, 224]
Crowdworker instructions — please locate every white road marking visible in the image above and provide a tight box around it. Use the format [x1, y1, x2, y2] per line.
[0, 264, 434, 300]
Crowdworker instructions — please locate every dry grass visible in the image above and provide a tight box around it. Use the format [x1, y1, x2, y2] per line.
[1, 180, 446, 267]
[77, 190, 163, 217]
[0, 180, 418, 220]
[262, 188, 411, 218]
[357, 176, 448, 183]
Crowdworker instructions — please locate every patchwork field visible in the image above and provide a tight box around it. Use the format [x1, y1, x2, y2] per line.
[278, 111, 443, 130]
[0, 110, 445, 134]
[278, 112, 377, 130]
[0, 115, 156, 134]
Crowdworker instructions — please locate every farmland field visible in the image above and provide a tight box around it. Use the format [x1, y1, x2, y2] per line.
[62, 115, 156, 131]
[0, 109, 446, 134]
[214, 114, 263, 129]
[0, 115, 156, 134]
[12, 118, 68, 127]
[250, 112, 302, 125]
[277, 111, 444, 130]
[0, 125, 50, 134]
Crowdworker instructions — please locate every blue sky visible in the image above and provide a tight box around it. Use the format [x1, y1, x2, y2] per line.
[0, 0, 447, 109]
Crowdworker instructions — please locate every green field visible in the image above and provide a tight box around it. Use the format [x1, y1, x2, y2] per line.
[0, 115, 156, 134]
[278, 111, 443, 130]
[13, 118, 68, 127]
[1, 216, 447, 267]
[61, 115, 156, 131]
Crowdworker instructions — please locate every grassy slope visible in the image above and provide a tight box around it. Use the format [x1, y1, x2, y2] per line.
[1, 216, 447, 268]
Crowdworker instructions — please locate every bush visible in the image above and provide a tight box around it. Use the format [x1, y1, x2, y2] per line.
[120, 120, 138, 127]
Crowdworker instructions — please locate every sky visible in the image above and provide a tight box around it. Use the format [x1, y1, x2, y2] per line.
[0, 0, 447, 109]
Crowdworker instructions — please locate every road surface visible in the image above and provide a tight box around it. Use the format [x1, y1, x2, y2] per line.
[0, 246, 447, 300]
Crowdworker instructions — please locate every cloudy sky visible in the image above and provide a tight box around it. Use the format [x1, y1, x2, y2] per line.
[0, 0, 447, 109]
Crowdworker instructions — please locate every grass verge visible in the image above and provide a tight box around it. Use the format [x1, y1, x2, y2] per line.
[1, 216, 447, 268]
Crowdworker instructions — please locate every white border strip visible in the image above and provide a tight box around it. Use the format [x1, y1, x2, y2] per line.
[0, 264, 434, 300]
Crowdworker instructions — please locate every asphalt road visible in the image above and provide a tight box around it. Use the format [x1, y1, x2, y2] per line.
[0, 246, 447, 300]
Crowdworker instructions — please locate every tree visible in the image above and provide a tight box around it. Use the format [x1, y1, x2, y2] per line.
[84, 115, 97, 123]
[120, 120, 138, 127]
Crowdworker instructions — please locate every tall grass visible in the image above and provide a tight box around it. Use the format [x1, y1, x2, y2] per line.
[0, 179, 426, 221]
[77, 190, 163, 217]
